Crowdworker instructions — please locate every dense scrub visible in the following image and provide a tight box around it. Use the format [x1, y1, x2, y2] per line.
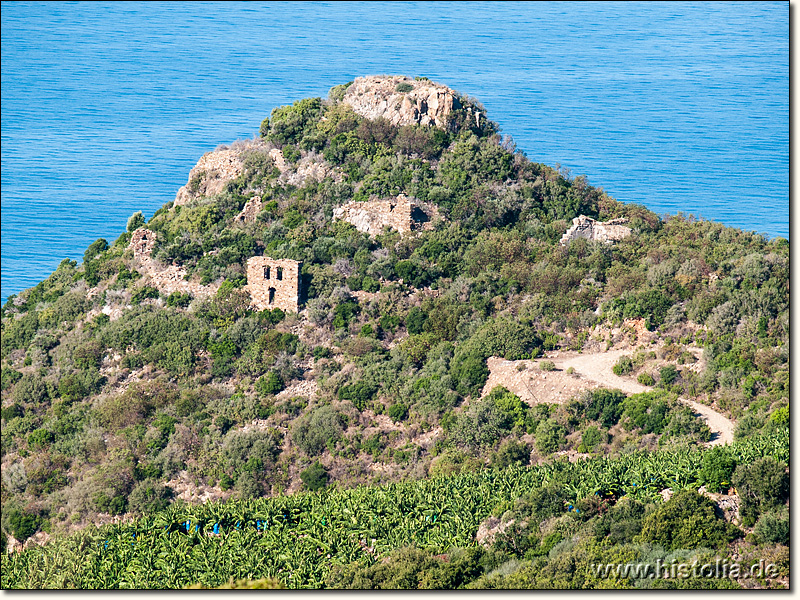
[0, 78, 789, 588]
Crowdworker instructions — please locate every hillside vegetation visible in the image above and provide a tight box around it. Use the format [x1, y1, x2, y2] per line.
[0, 76, 789, 588]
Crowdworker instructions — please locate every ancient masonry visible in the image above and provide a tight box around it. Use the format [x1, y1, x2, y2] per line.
[559, 215, 632, 246]
[245, 256, 302, 312]
[129, 228, 218, 299]
[333, 194, 433, 237]
[234, 196, 263, 223]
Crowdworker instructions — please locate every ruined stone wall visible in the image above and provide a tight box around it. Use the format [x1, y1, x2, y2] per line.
[234, 196, 263, 224]
[129, 228, 219, 299]
[245, 257, 302, 312]
[560, 215, 632, 246]
[333, 194, 424, 237]
[268, 148, 342, 187]
[342, 75, 470, 129]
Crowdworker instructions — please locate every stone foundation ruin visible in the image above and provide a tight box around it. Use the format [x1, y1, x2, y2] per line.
[245, 256, 302, 312]
[560, 215, 632, 246]
[333, 194, 432, 237]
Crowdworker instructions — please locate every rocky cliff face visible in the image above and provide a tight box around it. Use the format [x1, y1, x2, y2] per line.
[342, 75, 476, 129]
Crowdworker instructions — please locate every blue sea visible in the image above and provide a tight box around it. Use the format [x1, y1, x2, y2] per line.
[1, 2, 788, 304]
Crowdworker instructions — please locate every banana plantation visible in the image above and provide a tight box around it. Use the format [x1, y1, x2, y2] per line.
[2, 430, 787, 589]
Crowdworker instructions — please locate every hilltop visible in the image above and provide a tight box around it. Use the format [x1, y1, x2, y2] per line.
[0, 76, 789, 588]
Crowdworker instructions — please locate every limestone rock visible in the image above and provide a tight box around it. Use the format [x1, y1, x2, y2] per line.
[342, 75, 472, 129]
[174, 147, 247, 207]
[560, 215, 632, 246]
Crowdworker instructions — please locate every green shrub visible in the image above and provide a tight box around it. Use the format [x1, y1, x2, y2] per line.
[387, 403, 408, 422]
[637, 372, 655, 386]
[128, 479, 173, 514]
[395, 82, 414, 93]
[292, 406, 345, 455]
[131, 285, 160, 305]
[659, 365, 679, 386]
[11, 373, 50, 405]
[698, 446, 737, 493]
[1, 367, 22, 391]
[492, 439, 530, 468]
[333, 301, 360, 329]
[637, 489, 740, 549]
[450, 352, 489, 398]
[754, 509, 789, 545]
[535, 418, 567, 454]
[731, 457, 789, 526]
[539, 360, 556, 372]
[405, 307, 427, 334]
[3, 507, 45, 542]
[127, 211, 146, 232]
[263, 97, 323, 147]
[612, 355, 633, 376]
[300, 461, 329, 492]
[27, 428, 54, 449]
[256, 372, 285, 397]
[338, 381, 377, 410]
[580, 425, 605, 452]
[166, 291, 192, 308]
[83, 238, 109, 264]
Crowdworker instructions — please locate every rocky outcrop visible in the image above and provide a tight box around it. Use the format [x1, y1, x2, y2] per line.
[174, 147, 246, 207]
[129, 228, 219, 299]
[560, 215, 632, 245]
[342, 75, 476, 129]
[333, 194, 433, 237]
[175, 141, 341, 208]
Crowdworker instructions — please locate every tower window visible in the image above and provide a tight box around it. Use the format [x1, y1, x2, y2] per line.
[277, 267, 283, 281]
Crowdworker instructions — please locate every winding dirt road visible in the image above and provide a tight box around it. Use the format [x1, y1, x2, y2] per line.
[550, 350, 734, 446]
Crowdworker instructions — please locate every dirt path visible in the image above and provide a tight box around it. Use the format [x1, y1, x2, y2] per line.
[550, 350, 735, 446]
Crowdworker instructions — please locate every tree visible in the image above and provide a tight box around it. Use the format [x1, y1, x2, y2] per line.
[731, 457, 789, 526]
[292, 406, 345, 455]
[127, 211, 146, 232]
[637, 489, 740, 550]
[535, 418, 566, 454]
[300, 461, 329, 491]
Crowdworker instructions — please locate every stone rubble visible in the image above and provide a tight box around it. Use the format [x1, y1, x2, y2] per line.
[129, 228, 219, 299]
[268, 148, 342, 187]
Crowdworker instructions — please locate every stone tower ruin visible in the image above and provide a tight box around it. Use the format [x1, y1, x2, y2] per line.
[245, 256, 302, 312]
